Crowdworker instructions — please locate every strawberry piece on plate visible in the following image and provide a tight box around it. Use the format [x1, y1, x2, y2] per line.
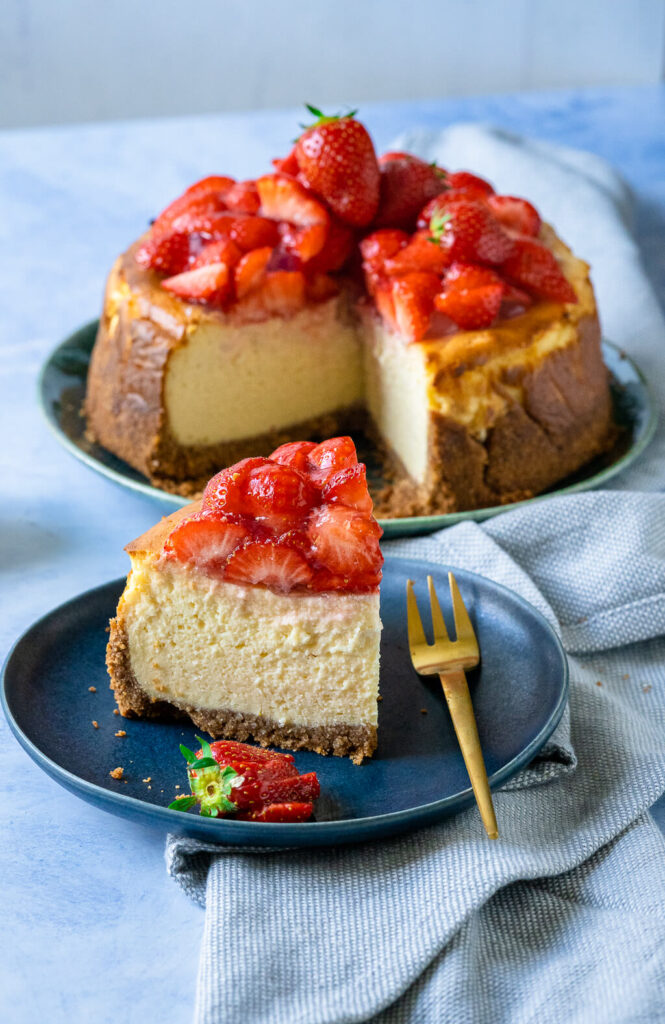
[161, 262, 232, 307]
[236, 802, 315, 822]
[295, 106, 380, 227]
[501, 238, 577, 303]
[224, 541, 314, 590]
[487, 195, 541, 237]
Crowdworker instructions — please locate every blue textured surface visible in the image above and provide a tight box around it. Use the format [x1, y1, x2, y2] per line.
[1, 85, 664, 1021]
[2, 559, 568, 845]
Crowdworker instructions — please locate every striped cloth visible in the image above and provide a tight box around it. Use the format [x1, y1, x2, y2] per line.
[166, 128, 665, 1022]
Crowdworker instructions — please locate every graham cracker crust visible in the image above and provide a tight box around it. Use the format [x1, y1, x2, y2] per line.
[107, 617, 377, 765]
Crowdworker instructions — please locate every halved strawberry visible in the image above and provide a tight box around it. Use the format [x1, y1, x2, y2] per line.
[382, 231, 450, 276]
[257, 173, 329, 229]
[234, 247, 273, 298]
[230, 216, 280, 252]
[256, 270, 306, 315]
[135, 231, 192, 275]
[322, 463, 373, 512]
[391, 272, 441, 342]
[308, 505, 383, 578]
[191, 237, 242, 270]
[487, 195, 541, 237]
[308, 436, 358, 474]
[374, 153, 446, 230]
[416, 189, 489, 229]
[161, 262, 232, 307]
[202, 457, 272, 514]
[153, 176, 234, 232]
[359, 229, 410, 270]
[165, 514, 248, 569]
[168, 209, 237, 237]
[236, 801, 314, 822]
[295, 108, 380, 227]
[271, 148, 300, 176]
[223, 180, 261, 215]
[241, 461, 316, 517]
[501, 238, 577, 303]
[306, 219, 354, 273]
[429, 199, 515, 266]
[224, 541, 313, 590]
[181, 175, 236, 202]
[209, 740, 296, 767]
[434, 263, 505, 329]
[280, 222, 328, 262]
[270, 441, 318, 473]
[446, 171, 494, 196]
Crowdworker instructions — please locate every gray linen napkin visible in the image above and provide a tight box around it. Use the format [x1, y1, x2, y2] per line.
[167, 128, 665, 1022]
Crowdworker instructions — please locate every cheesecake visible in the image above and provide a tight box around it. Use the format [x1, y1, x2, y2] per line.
[86, 110, 614, 515]
[107, 437, 383, 763]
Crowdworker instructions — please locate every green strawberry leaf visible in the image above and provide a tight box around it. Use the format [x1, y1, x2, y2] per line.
[179, 744, 199, 765]
[189, 757, 218, 770]
[168, 796, 197, 812]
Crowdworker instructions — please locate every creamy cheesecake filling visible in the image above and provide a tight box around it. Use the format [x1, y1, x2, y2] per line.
[165, 298, 363, 446]
[119, 556, 381, 728]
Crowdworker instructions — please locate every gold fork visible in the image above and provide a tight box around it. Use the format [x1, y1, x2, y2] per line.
[406, 572, 499, 839]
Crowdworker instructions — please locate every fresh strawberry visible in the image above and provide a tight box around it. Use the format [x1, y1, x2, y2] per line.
[256, 270, 306, 315]
[391, 272, 441, 342]
[234, 247, 273, 298]
[161, 262, 232, 307]
[372, 281, 397, 328]
[168, 209, 237, 238]
[230, 215, 280, 252]
[279, 222, 328, 262]
[165, 514, 248, 568]
[501, 238, 577, 303]
[270, 441, 318, 473]
[445, 171, 494, 196]
[135, 231, 192, 274]
[487, 195, 541, 237]
[181, 175, 236, 202]
[230, 771, 320, 811]
[224, 541, 314, 590]
[500, 281, 533, 316]
[153, 176, 234, 232]
[374, 153, 446, 229]
[416, 189, 489, 229]
[360, 229, 410, 269]
[209, 740, 296, 768]
[202, 457, 271, 514]
[271, 148, 300, 176]
[308, 436, 358, 474]
[382, 231, 450, 276]
[223, 180, 261, 215]
[306, 273, 340, 302]
[428, 199, 514, 265]
[241, 461, 316, 517]
[257, 173, 329, 228]
[295, 106, 380, 227]
[191, 237, 242, 269]
[434, 263, 505, 329]
[237, 802, 314, 822]
[322, 463, 373, 512]
[308, 505, 383, 580]
[306, 219, 355, 273]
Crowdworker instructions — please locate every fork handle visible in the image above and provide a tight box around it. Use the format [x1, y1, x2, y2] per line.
[438, 670, 499, 839]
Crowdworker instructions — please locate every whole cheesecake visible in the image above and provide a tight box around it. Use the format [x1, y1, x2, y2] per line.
[86, 112, 614, 515]
[108, 437, 383, 763]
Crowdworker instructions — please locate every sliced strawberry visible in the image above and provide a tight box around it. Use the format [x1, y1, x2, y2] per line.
[224, 541, 313, 591]
[446, 171, 494, 196]
[501, 238, 577, 303]
[391, 272, 441, 342]
[306, 219, 354, 273]
[202, 457, 272, 514]
[487, 195, 541, 237]
[236, 801, 314, 822]
[308, 436, 358, 474]
[295, 108, 380, 227]
[383, 231, 451, 276]
[500, 281, 533, 317]
[280, 221, 328, 261]
[231, 771, 320, 810]
[308, 505, 383, 579]
[306, 273, 340, 302]
[257, 173, 329, 228]
[372, 281, 397, 329]
[168, 209, 237, 237]
[161, 262, 232, 307]
[252, 270, 306, 315]
[429, 199, 515, 266]
[241, 461, 316, 516]
[359, 229, 410, 270]
[223, 180, 261, 215]
[234, 247, 273, 298]
[153, 176, 234, 232]
[191, 237, 242, 269]
[322, 463, 373, 512]
[209, 740, 296, 767]
[417, 189, 488, 229]
[181, 175, 235, 202]
[271, 148, 300, 176]
[230, 215, 280, 252]
[374, 153, 446, 230]
[434, 263, 505, 329]
[165, 514, 248, 569]
[270, 441, 318, 473]
[135, 231, 192, 275]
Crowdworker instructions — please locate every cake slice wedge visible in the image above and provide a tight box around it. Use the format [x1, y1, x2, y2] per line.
[107, 437, 383, 763]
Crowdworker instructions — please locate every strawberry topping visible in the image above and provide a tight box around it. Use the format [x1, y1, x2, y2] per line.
[165, 437, 382, 593]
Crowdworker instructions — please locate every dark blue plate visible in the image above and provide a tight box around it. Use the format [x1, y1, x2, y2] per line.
[2, 557, 567, 847]
[39, 323, 656, 537]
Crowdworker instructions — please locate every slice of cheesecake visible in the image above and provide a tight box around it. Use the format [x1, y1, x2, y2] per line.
[107, 437, 383, 763]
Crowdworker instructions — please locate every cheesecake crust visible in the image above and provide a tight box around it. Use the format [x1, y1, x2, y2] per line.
[107, 617, 377, 765]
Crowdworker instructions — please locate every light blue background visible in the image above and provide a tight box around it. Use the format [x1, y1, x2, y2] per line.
[1, 85, 665, 1020]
